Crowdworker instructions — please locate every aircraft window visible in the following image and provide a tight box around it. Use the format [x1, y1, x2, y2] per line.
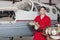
[36, 6, 41, 11]
[46, 7, 50, 13]
[56, 7, 60, 12]
[52, 8, 56, 14]
[17, 2, 32, 11]
[58, 9, 60, 12]
[33, 6, 37, 11]
[34, 3, 40, 11]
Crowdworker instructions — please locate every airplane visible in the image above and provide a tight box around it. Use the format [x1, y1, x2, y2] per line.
[0, 0, 59, 40]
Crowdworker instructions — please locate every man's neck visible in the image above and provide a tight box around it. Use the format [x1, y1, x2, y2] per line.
[40, 14, 45, 19]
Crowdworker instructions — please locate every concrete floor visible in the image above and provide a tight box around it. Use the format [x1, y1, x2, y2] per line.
[0, 37, 56, 40]
[0, 37, 33, 40]
[13, 37, 57, 40]
[13, 37, 33, 40]
[13, 37, 52, 40]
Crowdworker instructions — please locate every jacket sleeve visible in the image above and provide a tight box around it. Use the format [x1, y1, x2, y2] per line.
[34, 16, 38, 22]
[34, 16, 42, 32]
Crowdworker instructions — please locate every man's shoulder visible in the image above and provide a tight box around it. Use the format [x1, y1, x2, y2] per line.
[35, 15, 40, 18]
[45, 15, 51, 20]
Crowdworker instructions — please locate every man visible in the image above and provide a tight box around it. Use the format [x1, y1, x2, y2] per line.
[33, 6, 51, 40]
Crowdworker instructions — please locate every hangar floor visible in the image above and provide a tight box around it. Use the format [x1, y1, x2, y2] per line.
[0, 37, 33, 40]
[13, 37, 57, 40]
[0, 36, 56, 40]
[13, 37, 54, 40]
[13, 37, 33, 40]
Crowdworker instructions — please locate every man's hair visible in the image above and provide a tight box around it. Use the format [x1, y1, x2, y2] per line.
[38, 6, 46, 11]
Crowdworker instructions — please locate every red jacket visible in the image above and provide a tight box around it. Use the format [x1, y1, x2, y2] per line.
[33, 15, 51, 40]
